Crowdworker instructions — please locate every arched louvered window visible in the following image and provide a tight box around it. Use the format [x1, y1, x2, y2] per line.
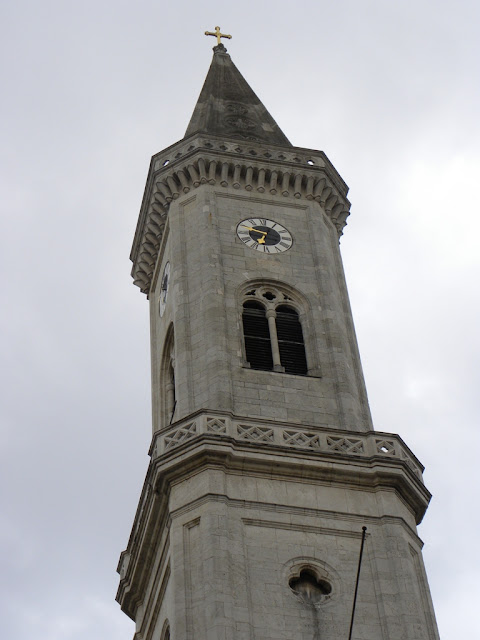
[242, 301, 273, 371]
[167, 360, 176, 424]
[161, 327, 176, 429]
[276, 305, 308, 375]
[160, 621, 170, 640]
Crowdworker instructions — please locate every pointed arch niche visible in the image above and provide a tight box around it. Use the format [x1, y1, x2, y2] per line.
[239, 281, 321, 377]
[160, 619, 171, 640]
[160, 324, 176, 428]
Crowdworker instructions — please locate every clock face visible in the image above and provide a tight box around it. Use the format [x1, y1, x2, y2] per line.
[159, 261, 170, 317]
[236, 218, 293, 253]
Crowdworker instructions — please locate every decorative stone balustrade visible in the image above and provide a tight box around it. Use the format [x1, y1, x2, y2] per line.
[150, 413, 424, 481]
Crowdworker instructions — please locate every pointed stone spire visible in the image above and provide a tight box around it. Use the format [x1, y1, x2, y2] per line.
[185, 44, 292, 146]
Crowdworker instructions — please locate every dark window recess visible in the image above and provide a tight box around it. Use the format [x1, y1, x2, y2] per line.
[242, 302, 273, 371]
[276, 306, 308, 375]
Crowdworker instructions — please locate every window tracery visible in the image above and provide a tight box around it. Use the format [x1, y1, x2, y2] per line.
[240, 284, 308, 375]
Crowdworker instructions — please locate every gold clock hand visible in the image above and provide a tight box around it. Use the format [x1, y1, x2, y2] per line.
[241, 225, 267, 236]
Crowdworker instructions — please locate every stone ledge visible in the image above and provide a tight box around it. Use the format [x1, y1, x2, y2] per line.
[130, 133, 351, 295]
[116, 428, 431, 620]
[150, 412, 424, 482]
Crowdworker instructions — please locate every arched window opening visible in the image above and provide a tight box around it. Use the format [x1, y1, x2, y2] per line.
[160, 620, 171, 640]
[276, 305, 308, 375]
[161, 326, 176, 429]
[240, 284, 313, 376]
[242, 301, 273, 371]
[167, 359, 176, 424]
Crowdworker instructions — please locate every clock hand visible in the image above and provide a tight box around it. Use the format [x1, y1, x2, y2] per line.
[241, 225, 268, 236]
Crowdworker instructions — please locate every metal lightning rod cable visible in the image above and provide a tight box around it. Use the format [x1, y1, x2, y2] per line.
[348, 526, 367, 640]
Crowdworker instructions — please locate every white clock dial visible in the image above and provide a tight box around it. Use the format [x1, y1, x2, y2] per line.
[236, 217, 293, 253]
[159, 261, 170, 317]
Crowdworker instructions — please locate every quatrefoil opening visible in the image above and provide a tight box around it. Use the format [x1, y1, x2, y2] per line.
[289, 567, 332, 605]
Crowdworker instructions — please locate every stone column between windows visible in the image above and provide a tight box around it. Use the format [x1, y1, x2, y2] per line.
[266, 309, 285, 373]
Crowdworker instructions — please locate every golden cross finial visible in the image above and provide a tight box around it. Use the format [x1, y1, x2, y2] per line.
[205, 26, 232, 46]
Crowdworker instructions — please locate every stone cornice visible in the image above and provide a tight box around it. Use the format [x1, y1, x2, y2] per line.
[130, 133, 351, 295]
[150, 411, 426, 485]
[116, 411, 431, 619]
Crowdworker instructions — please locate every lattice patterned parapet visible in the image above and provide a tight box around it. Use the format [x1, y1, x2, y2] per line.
[283, 429, 321, 450]
[206, 417, 227, 434]
[400, 449, 422, 478]
[150, 414, 424, 481]
[237, 424, 274, 443]
[375, 439, 396, 455]
[326, 436, 364, 454]
[164, 421, 197, 451]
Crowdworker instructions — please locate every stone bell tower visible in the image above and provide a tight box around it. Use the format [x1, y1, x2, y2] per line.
[116, 35, 439, 640]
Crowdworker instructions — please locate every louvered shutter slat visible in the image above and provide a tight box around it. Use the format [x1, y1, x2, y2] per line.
[242, 305, 273, 371]
[276, 309, 308, 375]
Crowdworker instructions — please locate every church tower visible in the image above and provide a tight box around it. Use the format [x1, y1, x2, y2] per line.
[117, 35, 439, 640]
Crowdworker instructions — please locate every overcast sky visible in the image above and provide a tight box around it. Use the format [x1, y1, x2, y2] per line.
[1, 1, 479, 638]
